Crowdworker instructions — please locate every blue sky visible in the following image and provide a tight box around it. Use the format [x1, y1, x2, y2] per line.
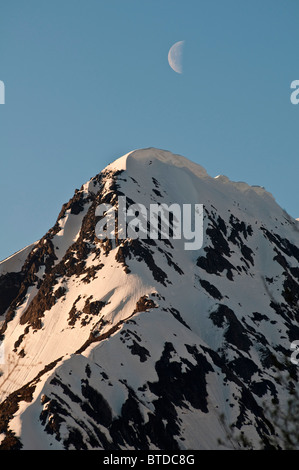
[0, 0, 298, 261]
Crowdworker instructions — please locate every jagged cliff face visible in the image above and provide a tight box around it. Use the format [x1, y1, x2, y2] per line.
[0, 148, 298, 450]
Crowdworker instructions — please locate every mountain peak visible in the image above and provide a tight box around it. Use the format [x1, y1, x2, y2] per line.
[0, 148, 299, 450]
[106, 147, 208, 178]
[103, 147, 278, 211]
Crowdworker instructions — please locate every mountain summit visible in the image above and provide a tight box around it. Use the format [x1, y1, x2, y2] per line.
[0, 148, 299, 450]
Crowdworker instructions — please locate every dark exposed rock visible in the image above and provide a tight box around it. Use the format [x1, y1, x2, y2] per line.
[282, 275, 299, 307]
[150, 342, 212, 413]
[251, 380, 277, 399]
[133, 295, 157, 313]
[54, 286, 67, 299]
[251, 311, 269, 323]
[261, 227, 299, 261]
[19, 273, 57, 330]
[240, 244, 254, 265]
[120, 329, 151, 362]
[153, 188, 163, 197]
[68, 295, 82, 326]
[197, 248, 236, 280]
[199, 279, 223, 300]
[210, 304, 252, 352]
[83, 297, 106, 316]
[228, 215, 250, 244]
[40, 397, 67, 439]
[228, 356, 258, 382]
[0, 272, 24, 316]
[81, 382, 113, 428]
[167, 307, 190, 329]
[127, 339, 150, 362]
[116, 239, 169, 285]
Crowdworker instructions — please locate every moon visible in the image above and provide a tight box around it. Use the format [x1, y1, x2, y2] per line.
[168, 40, 185, 74]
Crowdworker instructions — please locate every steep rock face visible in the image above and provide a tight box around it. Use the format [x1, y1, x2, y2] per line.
[0, 148, 298, 450]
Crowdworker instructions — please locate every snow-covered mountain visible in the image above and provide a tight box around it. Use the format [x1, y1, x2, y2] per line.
[0, 148, 298, 450]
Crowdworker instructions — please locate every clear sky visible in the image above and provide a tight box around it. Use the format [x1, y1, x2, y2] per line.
[0, 0, 298, 261]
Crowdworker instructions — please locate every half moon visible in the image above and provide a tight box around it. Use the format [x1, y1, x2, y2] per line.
[168, 40, 184, 74]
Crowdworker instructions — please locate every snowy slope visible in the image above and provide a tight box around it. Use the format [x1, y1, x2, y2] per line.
[0, 243, 38, 275]
[0, 148, 298, 450]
